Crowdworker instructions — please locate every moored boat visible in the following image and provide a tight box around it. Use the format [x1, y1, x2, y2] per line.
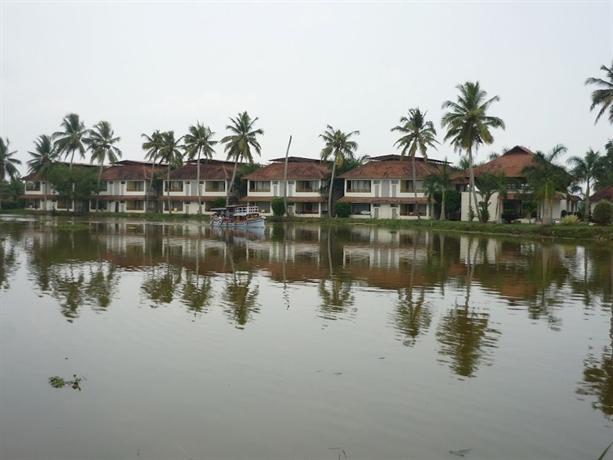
[210, 205, 266, 228]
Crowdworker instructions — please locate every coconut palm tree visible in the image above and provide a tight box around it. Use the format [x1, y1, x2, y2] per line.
[567, 149, 603, 220]
[141, 130, 164, 211]
[441, 82, 505, 222]
[319, 125, 360, 217]
[158, 131, 184, 214]
[391, 108, 438, 219]
[53, 113, 88, 211]
[523, 144, 570, 225]
[0, 138, 21, 182]
[27, 135, 58, 211]
[183, 123, 217, 214]
[85, 121, 122, 212]
[585, 61, 613, 125]
[221, 112, 263, 206]
[423, 161, 453, 220]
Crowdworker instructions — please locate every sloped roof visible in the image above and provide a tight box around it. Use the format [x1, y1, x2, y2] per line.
[168, 162, 234, 181]
[590, 185, 613, 202]
[269, 156, 322, 163]
[471, 146, 536, 178]
[339, 157, 445, 180]
[244, 161, 330, 181]
[101, 161, 165, 181]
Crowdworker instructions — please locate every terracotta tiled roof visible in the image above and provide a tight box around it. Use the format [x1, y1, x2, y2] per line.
[101, 161, 165, 181]
[168, 162, 234, 180]
[244, 162, 330, 181]
[268, 156, 323, 163]
[338, 196, 429, 204]
[339, 157, 445, 180]
[159, 195, 226, 202]
[590, 185, 613, 202]
[471, 145, 537, 178]
[241, 195, 325, 203]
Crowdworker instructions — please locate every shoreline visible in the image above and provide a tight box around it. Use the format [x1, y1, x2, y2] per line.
[2, 209, 613, 242]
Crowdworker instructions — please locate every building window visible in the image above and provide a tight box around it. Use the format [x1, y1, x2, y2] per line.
[255, 201, 271, 213]
[56, 200, 70, 210]
[249, 181, 271, 192]
[400, 204, 426, 216]
[26, 200, 41, 209]
[296, 202, 319, 214]
[351, 203, 371, 215]
[26, 181, 41, 192]
[126, 200, 145, 211]
[401, 180, 423, 193]
[347, 180, 371, 193]
[126, 181, 145, 192]
[164, 201, 184, 212]
[99, 181, 108, 192]
[205, 181, 226, 192]
[90, 200, 108, 211]
[164, 181, 184, 192]
[296, 180, 318, 192]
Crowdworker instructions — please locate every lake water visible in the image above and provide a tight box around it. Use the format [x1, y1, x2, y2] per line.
[1, 215, 612, 460]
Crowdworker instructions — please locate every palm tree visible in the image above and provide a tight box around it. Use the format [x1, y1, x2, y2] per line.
[142, 130, 164, 212]
[158, 131, 184, 214]
[53, 113, 88, 211]
[0, 138, 21, 182]
[221, 112, 263, 206]
[567, 149, 603, 220]
[585, 61, 613, 125]
[391, 108, 438, 219]
[441, 81, 505, 222]
[523, 144, 570, 225]
[319, 125, 359, 217]
[85, 121, 122, 212]
[183, 123, 217, 214]
[27, 135, 58, 211]
[423, 161, 452, 220]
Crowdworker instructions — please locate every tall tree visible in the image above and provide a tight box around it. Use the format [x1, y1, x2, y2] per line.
[183, 123, 217, 214]
[391, 108, 438, 219]
[523, 144, 570, 225]
[142, 130, 164, 212]
[27, 135, 58, 211]
[441, 81, 505, 222]
[0, 138, 21, 183]
[221, 112, 263, 206]
[319, 125, 359, 217]
[53, 113, 88, 211]
[158, 131, 184, 214]
[585, 61, 613, 125]
[567, 149, 603, 220]
[423, 161, 453, 221]
[85, 121, 122, 212]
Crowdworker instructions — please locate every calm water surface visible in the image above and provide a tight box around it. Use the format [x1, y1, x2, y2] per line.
[1, 215, 612, 460]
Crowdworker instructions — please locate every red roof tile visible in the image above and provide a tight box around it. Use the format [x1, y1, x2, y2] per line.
[339, 157, 445, 180]
[590, 185, 613, 202]
[168, 162, 234, 181]
[471, 146, 537, 178]
[244, 162, 330, 181]
[101, 161, 165, 181]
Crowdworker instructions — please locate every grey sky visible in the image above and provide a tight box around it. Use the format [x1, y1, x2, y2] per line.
[1, 1, 612, 173]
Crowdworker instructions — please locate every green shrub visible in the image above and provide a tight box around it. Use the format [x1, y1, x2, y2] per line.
[271, 197, 285, 216]
[592, 201, 613, 225]
[335, 202, 351, 218]
[561, 215, 580, 225]
[211, 197, 226, 209]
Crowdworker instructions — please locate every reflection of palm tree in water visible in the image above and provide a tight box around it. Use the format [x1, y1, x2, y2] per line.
[394, 238, 431, 346]
[437, 236, 500, 378]
[141, 232, 182, 307]
[319, 227, 354, 320]
[222, 242, 259, 328]
[0, 237, 17, 290]
[85, 263, 118, 312]
[181, 239, 213, 316]
[51, 264, 86, 321]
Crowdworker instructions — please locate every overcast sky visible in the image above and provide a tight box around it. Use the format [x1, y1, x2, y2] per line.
[1, 1, 612, 173]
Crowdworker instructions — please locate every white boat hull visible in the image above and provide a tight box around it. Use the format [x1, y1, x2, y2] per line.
[211, 217, 266, 228]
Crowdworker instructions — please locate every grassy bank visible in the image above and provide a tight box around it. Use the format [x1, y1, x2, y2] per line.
[267, 216, 613, 241]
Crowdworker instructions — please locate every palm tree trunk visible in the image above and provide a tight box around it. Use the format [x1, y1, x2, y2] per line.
[413, 156, 420, 220]
[69, 151, 75, 213]
[586, 179, 591, 221]
[166, 165, 172, 215]
[327, 159, 337, 218]
[227, 157, 239, 206]
[440, 189, 446, 221]
[96, 164, 103, 213]
[467, 149, 479, 222]
[197, 149, 202, 215]
[148, 161, 157, 213]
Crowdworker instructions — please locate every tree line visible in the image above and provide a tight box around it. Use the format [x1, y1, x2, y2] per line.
[0, 61, 611, 221]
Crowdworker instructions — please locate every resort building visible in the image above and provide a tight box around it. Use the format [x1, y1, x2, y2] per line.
[337, 155, 445, 219]
[93, 160, 165, 213]
[460, 146, 579, 222]
[241, 157, 330, 217]
[589, 186, 613, 213]
[161, 159, 236, 214]
[21, 163, 98, 212]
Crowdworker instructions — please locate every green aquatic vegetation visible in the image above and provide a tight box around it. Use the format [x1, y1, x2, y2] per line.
[48, 374, 83, 391]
